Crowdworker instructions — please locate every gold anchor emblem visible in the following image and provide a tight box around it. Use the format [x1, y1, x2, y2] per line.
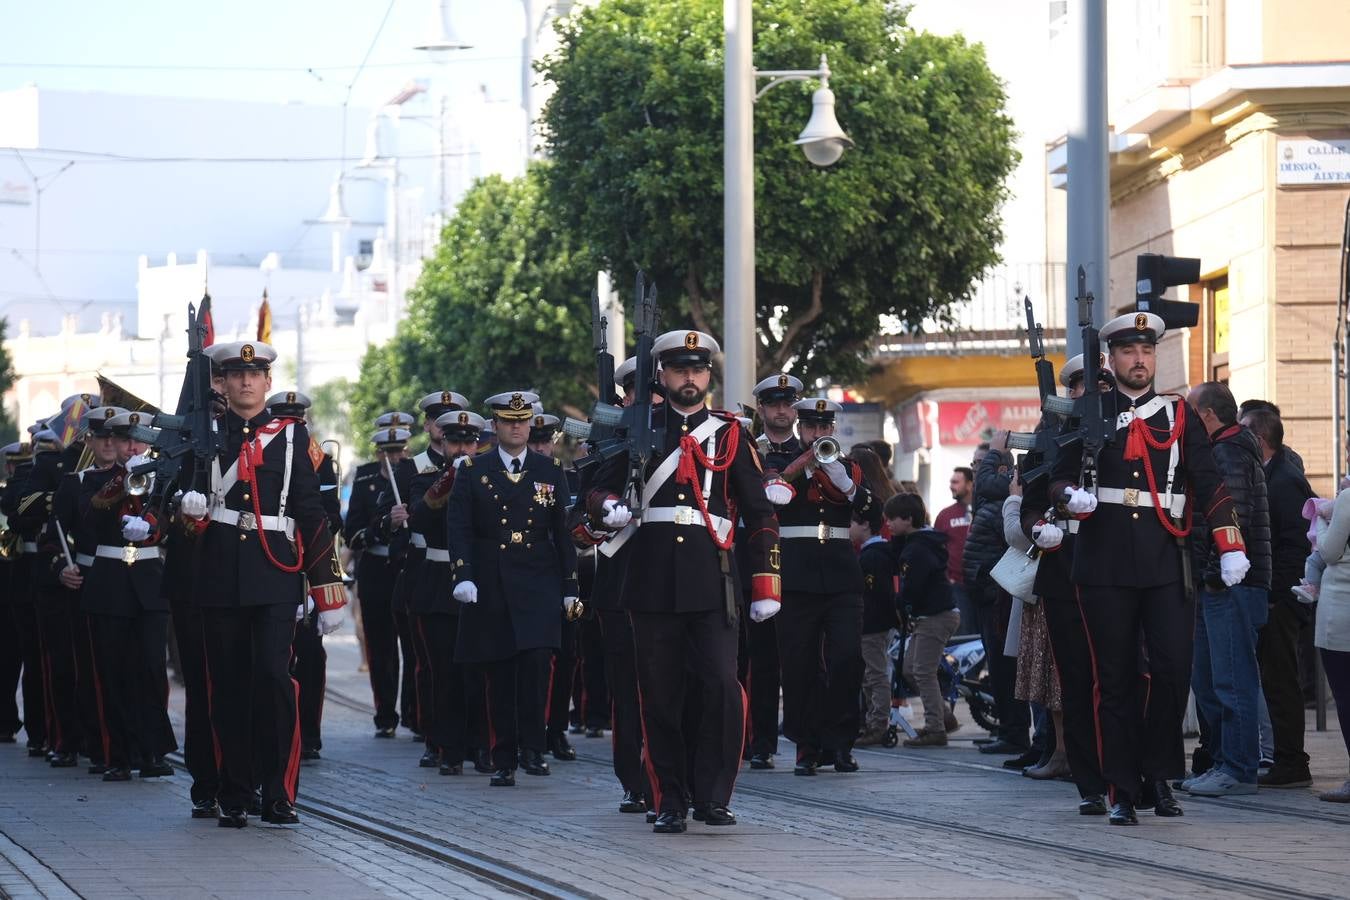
[769, 545, 781, 571]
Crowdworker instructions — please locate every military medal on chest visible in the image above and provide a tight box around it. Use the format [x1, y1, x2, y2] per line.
[533, 481, 556, 507]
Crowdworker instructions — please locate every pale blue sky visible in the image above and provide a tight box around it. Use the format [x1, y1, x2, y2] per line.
[1, 0, 529, 113]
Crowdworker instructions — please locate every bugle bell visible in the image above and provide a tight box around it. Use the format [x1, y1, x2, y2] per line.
[812, 436, 841, 465]
[565, 597, 587, 623]
[126, 471, 153, 496]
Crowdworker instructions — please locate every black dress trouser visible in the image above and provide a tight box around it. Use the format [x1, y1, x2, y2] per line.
[0, 603, 22, 737]
[778, 590, 863, 760]
[598, 608, 646, 796]
[1041, 591, 1108, 798]
[202, 603, 298, 810]
[631, 609, 744, 813]
[419, 611, 467, 765]
[170, 604, 219, 804]
[979, 591, 1031, 747]
[36, 590, 82, 754]
[291, 614, 326, 752]
[738, 612, 780, 756]
[547, 616, 577, 736]
[357, 555, 400, 731]
[11, 600, 46, 748]
[1076, 582, 1193, 802]
[88, 610, 175, 770]
[482, 647, 552, 771]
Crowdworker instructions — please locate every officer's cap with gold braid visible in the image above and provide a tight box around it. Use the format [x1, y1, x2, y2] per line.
[2, 441, 31, 462]
[418, 391, 469, 419]
[793, 397, 842, 424]
[528, 413, 561, 444]
[371, 427, 412, 450]
[265, 390, 312, 418]
[484, 391, 540, 422]
[374, 411, 416, 429]
[207, 340, 277, 372]
[81, 406, 129, 438]
[1058, 353, 1114, 388]
[651, 330, 720, 368]
[32, 428, 62, 452]
[60, 391, 102, 411]
[753, 373, 804, 405]
[434, 409, 487, 441]
[1101, 312, 1165, 347]
[105, 411, 158, 439]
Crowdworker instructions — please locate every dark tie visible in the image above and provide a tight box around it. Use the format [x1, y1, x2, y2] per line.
[511, 458, 522, 475]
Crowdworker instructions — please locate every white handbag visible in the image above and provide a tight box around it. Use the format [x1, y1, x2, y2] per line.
[990, 545, 1039, 603]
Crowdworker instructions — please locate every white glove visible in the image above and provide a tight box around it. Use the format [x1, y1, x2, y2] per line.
[1220, 551, 1251, 588]
[1032, 521, 1064, 550]
[180, 490, 209, 520]
[764, 481, 793, 506]
[601, 498, 632, 529]
[452, 455, 469, 468]
[749, 599, 781, 622]
[121, 515, 151, 542]
[820, 459, 855, 497]
[126, 452, 153, 472]
[318, 608, 345, 635]
[563, 596, 579, 614]
[295, 604, 305, 622]
[453, 581, 479, 604]
[1063, 486, 1097, 515]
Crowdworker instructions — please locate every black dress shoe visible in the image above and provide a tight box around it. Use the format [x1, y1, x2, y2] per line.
[261, 800, 299, 825]
[102, 767, 133, 782]
[140, 757, 174, 778]
[1108, 800, 1139, 825]
[831, 753, 860, 773]
[520, 749, 551, 775]
[652, 811, 687, 834]
[439, 762, 462, 776]
[87, 763, 107, 775]
[979, 740, 1030, 755]
[585, 726, 604, 739]
[374, 726, 397, 739]
[218, 807, 248, 828]
[1151, 781, 1184, 817]
[50, 751, 79, 768]
[1078, 795, 1108, 815]
[473, 749, 494, 773]
[418, 749, 440, 768]
[248, 790, 264, 816]
[794, 754, 818, 776]
[749, 753, 775, 770]
[548, 732, 577, 761]
[691, 803, 736, 826]
[301, 748, 321, 762]
[27, 744, 47, 758]
[1004, 749, 1042, 769]
[490, 769, 516, 787]
[645, 809, 658, 824]
[191, 799, 220, 819]
[619, 791, 648, 813]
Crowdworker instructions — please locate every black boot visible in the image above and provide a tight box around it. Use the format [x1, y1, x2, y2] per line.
[548, 732, 577, 761]
[1151, 781, 1184, 817]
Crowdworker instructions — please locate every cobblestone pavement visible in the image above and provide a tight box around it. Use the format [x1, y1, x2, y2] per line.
[2, 633, 1347, 899]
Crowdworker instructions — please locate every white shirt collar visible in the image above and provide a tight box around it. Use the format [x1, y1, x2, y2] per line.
[498, 446, 527, 469]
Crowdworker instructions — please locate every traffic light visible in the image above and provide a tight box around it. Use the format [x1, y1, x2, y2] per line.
[1135, 253, 1201, 329]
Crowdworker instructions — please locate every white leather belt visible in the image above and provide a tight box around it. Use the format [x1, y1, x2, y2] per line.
[780, 524, 851, 542]
[640, 506, 734, 542]
[95, 545, 162, 564]
[1066, 520, 1080, 535]
[409, 532, 427, 549]
[1095, 487, 1185, 517]
[425, 548, 451, 563]
[21, 541, 37, 553]
[75, 553, 95, 567]
[366, 544, 390, 557]
[210, 508, 296, 539]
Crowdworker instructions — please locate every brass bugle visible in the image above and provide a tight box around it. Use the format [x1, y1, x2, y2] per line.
[565, 598, 587, 623]
[127, 472, 153, 496]
[812, 436, 841, 465]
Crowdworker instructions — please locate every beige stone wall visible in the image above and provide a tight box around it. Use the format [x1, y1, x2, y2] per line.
[1262, 0, 1350, 65]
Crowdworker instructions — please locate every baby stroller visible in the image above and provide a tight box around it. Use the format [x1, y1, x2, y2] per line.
[885, 632, 1000, 747]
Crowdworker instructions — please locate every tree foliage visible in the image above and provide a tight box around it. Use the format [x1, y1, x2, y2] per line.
[539, 0, 1018, 386]
[350, 167, 598, 440]
[0, 319, 18, 445]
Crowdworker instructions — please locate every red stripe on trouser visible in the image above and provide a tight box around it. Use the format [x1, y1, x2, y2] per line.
[283, 673, 302, 804]
[484, 672, 498, 763]
[545, 655, 556, 729]
[1073, 586, 1111, 805]
[39, 639, 59, 750]
[726, 683, 749, 798]
[414, 618, 430, 738]
[633, 678, 662, 814]
[743, 667, 753, 753]
[86, 620, 111, 766]
[200, 620, 223, 771]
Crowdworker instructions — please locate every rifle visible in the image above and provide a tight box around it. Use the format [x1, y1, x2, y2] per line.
[591, 286, 619, 407]
[126, 300, 224, 514]
[1006, 295, 1064, 484]
[1062, 266, 1115, 491]
[561, 271, 664, 513]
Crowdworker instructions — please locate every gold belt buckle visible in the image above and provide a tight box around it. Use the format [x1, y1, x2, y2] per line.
[122, 545, 138, 565]
[238, 511, 257, 531]
[1123, 488, 1140, 508]
[510, 531, 523, 544]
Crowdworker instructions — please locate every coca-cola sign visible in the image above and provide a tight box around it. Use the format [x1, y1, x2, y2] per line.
[937, 400, 1041, 447]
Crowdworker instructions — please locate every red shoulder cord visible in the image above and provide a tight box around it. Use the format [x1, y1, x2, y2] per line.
[675, 419, 741, 550]
[238, 420, 305, 574]
[1123, 397, 1189, 538]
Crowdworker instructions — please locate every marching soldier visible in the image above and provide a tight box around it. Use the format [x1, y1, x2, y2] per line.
[738, 373, 803, 769]
[1021, 354, 1112, 815]
[0, 442, 29, 745]
[763, 398, 871, 775]
[75, 411, 177, 781]
[1047, 313, 1251, 825]
[580, 330, 782, 833]
[347, 414, 415, 737]
[447, 391, 578, 787]
[177, 340, 348, 828]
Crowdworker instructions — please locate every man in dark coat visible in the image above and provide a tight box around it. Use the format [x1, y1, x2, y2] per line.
[448, 391, 577, 787]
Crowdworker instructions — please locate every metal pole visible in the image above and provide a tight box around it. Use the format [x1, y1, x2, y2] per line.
[723, 0, 755, 408]
[1065, 0, 1109, 355]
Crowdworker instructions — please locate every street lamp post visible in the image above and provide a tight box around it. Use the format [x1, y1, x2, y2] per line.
[723, 0, 853, 408]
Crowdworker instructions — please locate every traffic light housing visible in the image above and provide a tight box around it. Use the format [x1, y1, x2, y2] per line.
[1135, 253, 1201, 329]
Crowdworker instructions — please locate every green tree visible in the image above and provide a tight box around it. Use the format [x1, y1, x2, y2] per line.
[350, 167, 599, 441]
[539, 0, 1018, 387]
[0, 319, 18, 445]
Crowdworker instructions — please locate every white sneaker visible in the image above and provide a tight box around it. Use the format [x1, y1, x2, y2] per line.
[1180, 770, 1215, 793]
[1188, 771, 1258, 796]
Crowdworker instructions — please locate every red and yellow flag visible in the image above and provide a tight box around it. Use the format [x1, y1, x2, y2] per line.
[257, 289, 272, 344]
